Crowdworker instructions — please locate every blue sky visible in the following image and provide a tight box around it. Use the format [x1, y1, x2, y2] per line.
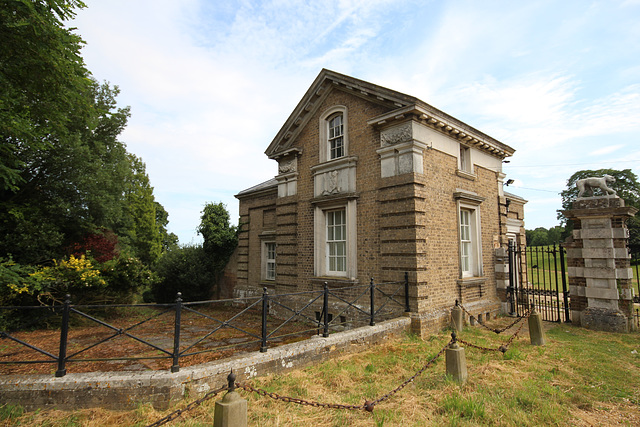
[72, 0, 640, 244]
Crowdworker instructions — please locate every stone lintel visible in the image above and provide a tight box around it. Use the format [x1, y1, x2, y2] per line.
[570, 267, 633, 280]
[584, 287, 619, 300]
[576, 228, 629, 240]
[575, 247, 629, 259]
[582, 239, 614, 249]
[581, 267, 617, 279]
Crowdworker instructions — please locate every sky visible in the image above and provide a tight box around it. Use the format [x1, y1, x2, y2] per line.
[71, 0, 640, 244]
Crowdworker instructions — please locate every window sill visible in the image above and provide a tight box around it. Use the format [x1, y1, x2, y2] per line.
[310, 156, 358, 174]
[311, 277, 360, 287]
[456, 169, 477, 181]
[456, 277, 486, 287]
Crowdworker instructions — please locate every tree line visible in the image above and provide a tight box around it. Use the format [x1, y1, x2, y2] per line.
[0, 1, 237, 322]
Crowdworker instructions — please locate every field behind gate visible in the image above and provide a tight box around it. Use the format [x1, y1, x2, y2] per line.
[2, 317, 640, 426]
[525, 244, 640, 289]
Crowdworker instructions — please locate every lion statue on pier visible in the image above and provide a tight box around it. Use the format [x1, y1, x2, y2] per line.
[576, 174, 617, 197]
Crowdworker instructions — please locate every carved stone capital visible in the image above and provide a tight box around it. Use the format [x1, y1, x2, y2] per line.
[278, 158, 297, 174]
[380, 123, 412, 147]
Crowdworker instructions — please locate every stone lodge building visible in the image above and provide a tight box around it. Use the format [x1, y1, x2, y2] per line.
[232, 69, 526, 336]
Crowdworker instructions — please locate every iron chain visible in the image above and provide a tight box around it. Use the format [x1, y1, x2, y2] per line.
[456, 308, 530, 353]
[238, 337, 453, 413]
[146, 304, 532, 424]
[145, 385, 228, 427]
[237, 382, 364, 410]
[368, 339, 451, 409]
[458, 303, 528, 334]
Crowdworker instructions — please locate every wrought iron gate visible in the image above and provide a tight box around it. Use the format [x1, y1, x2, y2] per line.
[508, 241, 570, 322]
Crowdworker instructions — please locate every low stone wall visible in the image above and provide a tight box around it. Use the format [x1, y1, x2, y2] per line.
[0, 316, 411, 411]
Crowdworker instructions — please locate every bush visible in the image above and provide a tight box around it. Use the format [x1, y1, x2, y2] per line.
[99, 255, 157, 303]
[0, 257, 39, 307]
[152, 245, 215, 303]
[29, 255, 107, 304]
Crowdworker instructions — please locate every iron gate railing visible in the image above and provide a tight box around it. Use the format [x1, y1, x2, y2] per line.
[632, 249, 640, 303]
[0, 274, 409, 377]
[508, 241, 570, 322]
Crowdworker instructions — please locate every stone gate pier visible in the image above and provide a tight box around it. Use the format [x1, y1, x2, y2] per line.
[564, 196, 637, 332]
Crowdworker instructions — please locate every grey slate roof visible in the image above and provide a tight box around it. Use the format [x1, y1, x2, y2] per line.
[236, 178, 278, 197]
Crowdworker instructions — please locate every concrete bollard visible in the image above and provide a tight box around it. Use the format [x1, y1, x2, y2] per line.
[528, 308, 546, 346]
[214, 372, 247, 427]
[445, 333, 468, 384]
[451, 302, 463, 332]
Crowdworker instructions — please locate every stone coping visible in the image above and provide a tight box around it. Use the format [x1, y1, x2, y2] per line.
[0, 316, 411, 411]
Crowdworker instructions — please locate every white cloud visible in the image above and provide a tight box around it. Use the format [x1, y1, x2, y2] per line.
[71, 0, 640, 239]
[589, 144, 626, 156]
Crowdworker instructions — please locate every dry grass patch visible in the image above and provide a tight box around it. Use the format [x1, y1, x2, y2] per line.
[2, 317, 640, 426]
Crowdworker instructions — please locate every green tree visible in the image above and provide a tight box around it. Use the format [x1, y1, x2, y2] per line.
[197, 202, 238, 296]
[116, 154, 163, 265]
[0, 0, 175, 307]
[547, 225, 565, 244]
[526, 227, 549, 246]
[156, 202, 179, 252]
[559, 169, 640, 250]
[0, 82, 134, 263]
[0, 0, 90, 192]
[1, 29, 173, 266]
[151, 245, 215, 303]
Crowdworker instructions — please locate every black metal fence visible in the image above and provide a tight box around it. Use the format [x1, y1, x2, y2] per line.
[508, 242, 570, 322]
[632, 250, 640, 304]
[0, 274, 409, 377]
[510, 243, 640, 323]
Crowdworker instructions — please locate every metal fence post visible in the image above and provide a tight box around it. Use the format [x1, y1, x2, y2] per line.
[171, 292, 182, 373]
[260, 287, 268, 352]
[55, 294, 71, 378]
[323, 282, 329, 337]
[559, 243, 570, 322]
[369, 277, 375, 326]
[404, 271, 410, 313]
[507, 240, 516, 316]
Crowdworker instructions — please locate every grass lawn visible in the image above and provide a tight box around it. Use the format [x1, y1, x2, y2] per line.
[2, 318, 640, 426]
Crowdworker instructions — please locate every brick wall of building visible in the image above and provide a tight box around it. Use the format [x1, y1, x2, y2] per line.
[235, 82, 516, 336]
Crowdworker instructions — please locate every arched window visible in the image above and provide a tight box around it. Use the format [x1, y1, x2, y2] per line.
[319, 106, 348, 163]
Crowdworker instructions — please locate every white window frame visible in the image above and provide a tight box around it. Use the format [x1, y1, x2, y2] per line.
[261, 240, 276, 281]
[459, 145, 472, 173]
[319, 106, 349, 163]
[457, 202, 483, 278]
[314, 200, 357, 279]
[328, 114, 344, 160]
[326, 209, 347, 273]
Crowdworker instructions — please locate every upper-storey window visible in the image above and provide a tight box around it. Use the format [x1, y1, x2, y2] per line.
[319, 106, 349, 163]
[459, 145, 471, 173]
[328, 114, 344, 160]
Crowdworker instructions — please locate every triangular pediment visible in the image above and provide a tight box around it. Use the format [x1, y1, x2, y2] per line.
[265, 69, 515, 160]
[265, 69, 419, 159]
